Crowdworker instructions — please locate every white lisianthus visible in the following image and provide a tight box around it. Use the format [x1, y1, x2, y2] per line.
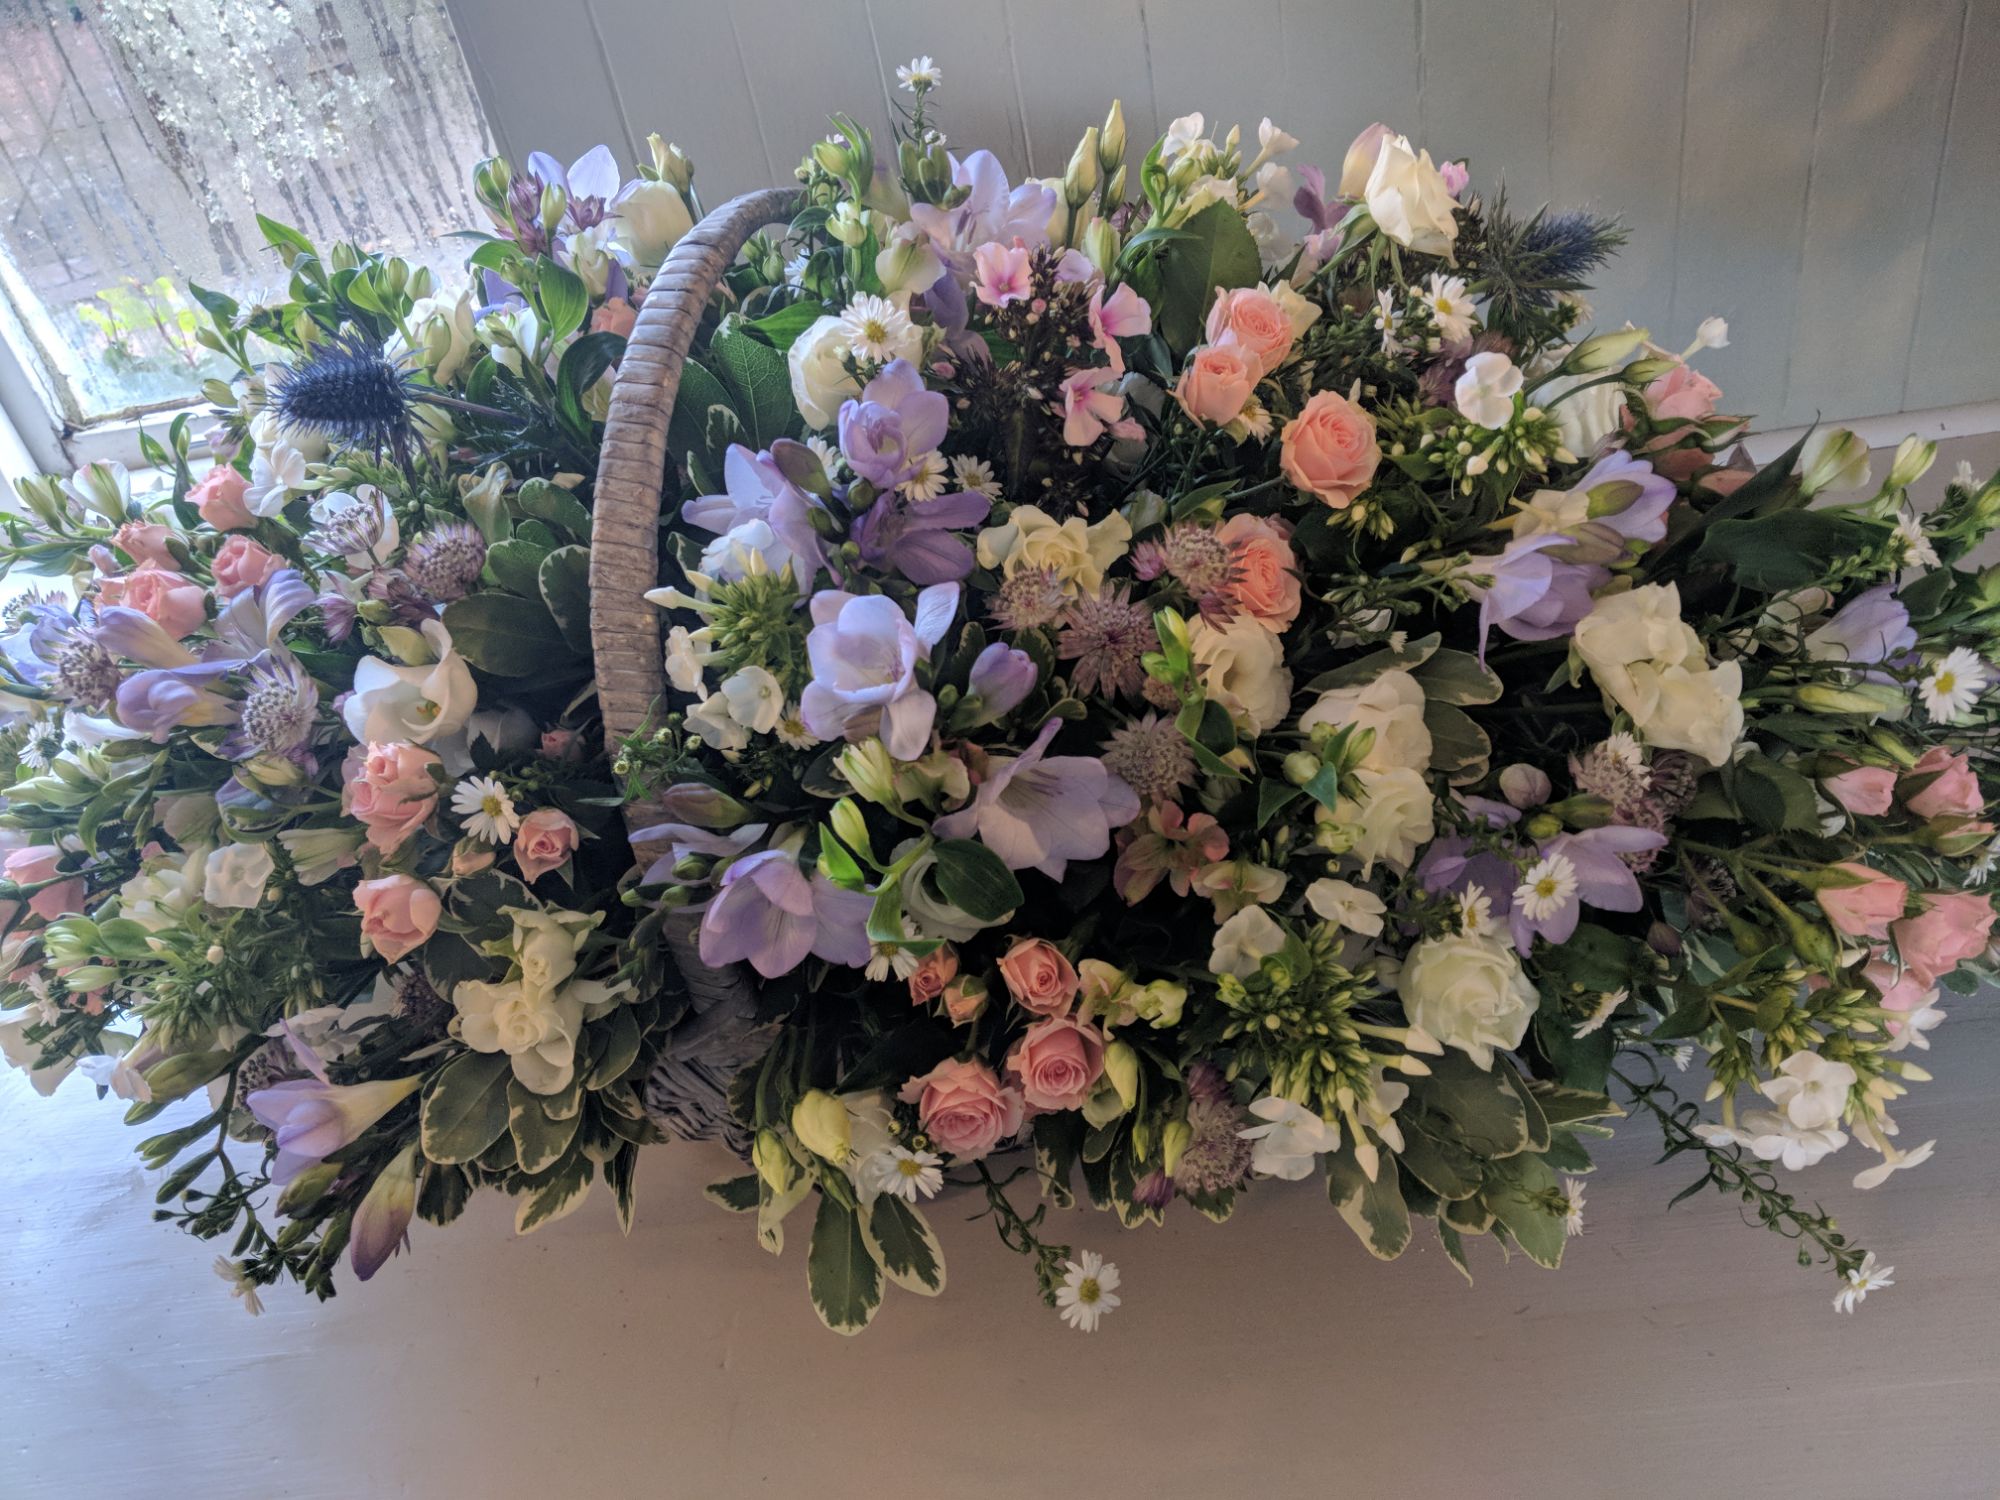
[1363, 134, 1460, 256]
[450, 975, 585, 1094]
[1539, 372, 1626, 459]
[1398, 932, 1538, 1070]
[611, 179, 693, 271]
[1238, 1096, 1340, 1181]
[1304, 877, 1387, 937]
[718, 665, 785, 735]
[787, 313, 865, 429]
[1208, 905, 1288, 979]
[342, 620, 477, 746]
[1574, 583, 1744, 766]
[1298, 669, 1433, 772]
[975, 506, 1132, 593]
[203, 843, 275, 909]
[1333, 766, 1436, 875]
[1189, 617, 1293, 736]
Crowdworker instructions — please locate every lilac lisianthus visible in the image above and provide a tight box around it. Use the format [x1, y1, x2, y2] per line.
[245, 1074, 422, 1185]
[851, 487, 991, 584]
[800, 583, 958, 758]
[1466, 533, 1610, 658]
[1806, 584, 1916, 667]
[697, 848, 873, 978]
[907, 150, 1056, 270]
[838, 360, 950, 490]
[934, 718, 1141, 879]
[1508, 825, 1667, 954]
[681, 445, 827, 583]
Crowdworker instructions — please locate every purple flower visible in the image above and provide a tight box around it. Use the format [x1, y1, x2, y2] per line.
[800, 583, 958, 759]
[349, 1142, 418, 1282]
[933, 718, 1141, 880]
[217, 650, 319, 761]
[681, 445, 828, 582]
[697, 849, 873, 978]
[838, 360, 949, 490]
[634, 821, 768, 885]
[1572, 451, 1677, 547]
[958, 642, 1038, 727]
[907, 150, 1056, 268]
[1468, 534, 1609, 659]
[1294, 165, 1340, 233]
[244, 1075, 422, 1185]
[1508, 825, 1667, 954]
[116, 660, 239, 739]
[1806, 584, 1915, 667]
[851, 487, 991, 584]
[526, 144, 621, 229]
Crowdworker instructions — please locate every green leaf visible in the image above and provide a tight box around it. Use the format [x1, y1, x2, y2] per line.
[420, 1051, 513, 1164]
[1487, 1156, 1567, 1269]
[534, 259, 589, 342]
[507, 1078, 582, 1175]
[708, 325, 801, 450]
[1498, 1064, 1552, 1152]
[483, 536, 552, 597]
[929, 838, 1023, 922]
[1413, 647, 1503, 705]
[1257, 779, 1303, 829]
[256, 213, 317, 268]
[744, 299, 826, 352]
[864, 1195, 946, 1295]
[1434, 1220, 1476, 1283]
[441, 593, 580, 677]
[1411, 1050, 1531, 1159]
[1396, 1122, 1485, 1201]
[706, 1174, 760, 1212]
[1733, 752, 1821, 833]
[1154, 201, 1263, 352]
[1326, 1149, 1412, 1259]
[538, 545, 594, 655]
[1423, 702, 1492, 783]
[1528, 1083, 1623, 1126]
[1696, 510, 1879, 593]
[807, 1192, 883, 1334]
[607, 1143, 640, 1234]
[757, 1164, 814, 1254]
[1305, 633, 1442, 693]
[585, 1003, 643, 1090]
[668, 359, 741, 479]
[516, 479, 593, 542]
[514, 1143, 595, 1233]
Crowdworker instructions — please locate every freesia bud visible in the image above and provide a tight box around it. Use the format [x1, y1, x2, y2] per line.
[1161, 1118, 1192, 1177]
[1884, 434, 1936, 494]
[1800, 428, 1871, 496]
[350, 1142, 418, 1282]
[472, 156, 514, 222]
[1103, 1041, 1139, 1110]
[1283, 751, 1322, 786]
[1498, 763, 1552, 808]
[791, 1089, 851, 1163]
[1563, 326, 1650, 374]
[836, 739, 901, 807]
[961, 642, 1037, 726]
[647, 134, 694, 195]
[827, 797, 874, 866]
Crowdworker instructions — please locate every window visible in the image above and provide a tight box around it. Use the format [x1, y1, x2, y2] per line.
[0, 0, 490, 460]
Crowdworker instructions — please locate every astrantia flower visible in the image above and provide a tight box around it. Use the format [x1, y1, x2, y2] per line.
[1832, 1251, 1894, 1314]
[221, 651, 320, 760]
[896, 55, 941, 91]
[862, 1146, 943, 1203]
[1920, 646, 1989, 724]
[452, 775, 520, 843]
[1420, 272, 1477, 342]
[1055, 1250, 1121, 1332]
[1515, 853, 1578, 921]
[1561, 1177, 1586, 1237]
[405, 522, 489, 603]
[837, 293, 918, 365]
[990, 564, 1070, 632]
[1057, 584, 1153, 699]
[1101, 714, 1197, 804]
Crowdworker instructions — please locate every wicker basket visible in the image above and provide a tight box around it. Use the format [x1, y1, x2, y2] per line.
[588, 186, 802, 1152]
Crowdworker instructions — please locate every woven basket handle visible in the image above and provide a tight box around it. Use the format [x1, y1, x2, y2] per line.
[589, 185, 803, 853]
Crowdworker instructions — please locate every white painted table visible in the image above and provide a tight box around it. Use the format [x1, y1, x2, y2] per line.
[3, 1008, 1995, 1498]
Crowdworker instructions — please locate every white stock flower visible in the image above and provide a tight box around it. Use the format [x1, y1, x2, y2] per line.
[1304, 877, 1386, 937]
[664, 625, 711, 694]
[1540, 372, 1627, 458]
[717, 665, 784, 735]
[1698, 1110, 1847, 1171]
[1853, 1138, 1935, 1190]
[1759, 1052, 1857, 1131]
[203, 843, 275, 909]
[1238, 1096, 1340, 1180]
[1208, 905, 1287, 979]
[1398, 932, 1537, 1069]
[450, 975, 585, 1095]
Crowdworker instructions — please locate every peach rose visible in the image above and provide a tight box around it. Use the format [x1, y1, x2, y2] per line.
[353, 874, 441, 964]
[1902, 746, 1984, 820]
[1892, 890, 1994, 987]
[898, 1056, 1024, 1159]
[1862, 955, 1936, 1039]
[191, 466, 255, 531]
[112, 522, 178, 568]
[997, 937, 1079, 1018]
[1005, 1015, 1107, 1111]
[591, 300, 638, 339]
[3, 845, 85, 922]
[943, 976, 988, 1026]
[1175, 344, 1258, 426]
[1644, 364, 1721, 422]
[1822, 763, 1897, 817]
[99, 562, 207, 638]
[908, 944, 959, 1007]
[1280, 389, 1380, 509]
[1205, 286, 1294, 376]
[1815, 863, 1907, 940]
[342, 743, 441, 856]
[211, 535, 283, 598]
[1218, 512, 1301, 631]
[514, 807, 581, 881]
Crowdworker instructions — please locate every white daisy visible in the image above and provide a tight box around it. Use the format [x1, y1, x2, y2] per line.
[1372, 289, 1404, 355]
[1967, 833, 2000, 884]
[775, 701, 818, 750]
[213, 1257, 264, 1317]
[837, 292, 916, 365]
[1234, 398, 1275, 442]
[1420, 272, 1477, 342]
[1953, 459, 1976, 490]
[1560, 1177, 1586, 1237]
[899, 450, 950, 501]
[950, 453, 1001, 499]
[1055, 1250, 1121, 1332]
[1456, 883, 1495, 939]
[1920, 646, 1988, 724]
[895, 55, 941, 92]
[451, 775, 520, 844]
[1602, 730, 1645, 768]
[863, 1146, 944, 1203]
[804, 434, 846, 482]
[1573, 986, 1628, 1039]
[1831, 1251, 1894, 1313]
[1671, 1044, 1694, 1071]
[18, 717, 64, 772]
[1892, 508, 1939, 571]
[1515, 853, 1578, 921]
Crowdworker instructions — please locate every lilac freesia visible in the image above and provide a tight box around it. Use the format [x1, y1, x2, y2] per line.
[907, 150, 1056, 269]
[1467, 533, 1609, 658]
[1294, 164, 1341, 233]
[933, 718, 1141, 879]
[800, 582, 959, 758]
[697, 848, 873, 978]
[349, 1142, 418, 1282]
[851, 487, 991, 584]
[245, 1074, 422, 1185]
[838, 360, 949, 490]
[1416, 796, 1522, 908]
[965, 642, 1038, 721]
[1509, 825, 1668, 954]
[680, 445, 827, 583]
[110, 570, 318, 740]
[1806, 584, 1915, 666]
[1571, 451, 1677, 547]
[634, 820, 768, 886]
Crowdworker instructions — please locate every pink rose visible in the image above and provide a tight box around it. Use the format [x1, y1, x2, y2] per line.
[210, 535, 283, 598]
[1218, 512, 1300, 631]
[898, 1057, 1024, 1160]
[942, 977, 988, 1026]
[112, 522, 178, 568]
[191, 466, 255, 531]
[514, 807, 580, 881]
[908, 945, 959, 1007]
[1204, 286, 1294, 376]
[1174, 344, 1258, 426]
[1862, 955, 1936, 1038]
[591, 300, 638, 339]
[1280, 389, 1380, 509]
[1644, 364, 1721, 422]
[3, 845, 85, 922]
[1902, 746, 1984, 820]
[997, 937, 1079, 1018]
[1815, 863, 1907, 940]
[1005, 1015, 1107, 1111]
[539, 728, 583, 761]
[1892, 890, 1995, 987]
[1822, 763, 1897, 817]
[99, 562, 207, 638]
[353, 874, 441, 964]
[341, 743, 441, 856]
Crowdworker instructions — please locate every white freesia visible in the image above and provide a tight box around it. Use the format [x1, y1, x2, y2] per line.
[1304, 877, 1386, 937]
[245, 441, 308, 518]
[1189, 617, 1293, 736]
[610, 179, 693, 271]
[1238, 1096, 1340, 1180]
[1573, 583, 1744, 766]
[74, 1032, 150, 1102]
[1298, 669, 1432, 771]
[1208, 905, 1287, 979]
[1332, 766, 1436, 875]
[203, 843, 275, 909]
[1398, 931, 1537, 1069]
[342, 619, 477, 746]
[788, 313, 865, 429]
[1363, 134, 1460, 256]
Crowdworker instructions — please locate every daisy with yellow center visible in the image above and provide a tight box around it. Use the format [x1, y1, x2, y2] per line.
[837, 292, 916, 365]
[1514, 852, 1578, 921]
[1421, 272, 1476, 342]
[451, 774, 520, 843]
[862, 1146, 943, 1203]
[1056, 1249, 1121, 1331]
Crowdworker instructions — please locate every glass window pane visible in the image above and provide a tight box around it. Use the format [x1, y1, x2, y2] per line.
[0, 0, 491, 424]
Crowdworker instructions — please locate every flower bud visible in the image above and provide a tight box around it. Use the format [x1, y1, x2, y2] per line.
[1160, 1117, 1192, 1177]
[451, 840, 496, 877]
[1338, 122, 1392, 198]
[753, 1129, 795, 1192]
[827, 797, 874, 867]
[1884, 434, 1936, 494]
[472, 156, 515, 222]
[874, 222, 945, 296]
[1796, 680, 1908, 717]
[1064, 127, 1101, 207]
[1283, 751, 1322, 786]
[277, 1161, 342, 1216]
[1103, 1040, 1139, 1110]
[1800, 429, 1871, 497]
[836, 739, 901, 807]
[1079, 217, 1120, 280]
[647, 134, 694, 195]
[1525, 812, 1564, 840]
[1099, 100, 1126, 174]
[1548, 793, 1616, 828]
[1695, 316, 1730, 350]
[791, 1089, 851, 1163]
[1498, 763, 1551, 809]
[1563, 326, 1650, 374]
[826, 200, 870, 247]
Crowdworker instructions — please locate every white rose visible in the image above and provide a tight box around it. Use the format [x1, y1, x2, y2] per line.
[450, 976, 585, 1094]
[718, 665, 784, 735]
[611, 179, 693, 272]
[1364, 135, 1459, 256]
[1398, 932, 1538, 1070]
[203, 843, 275, 909]
[1298, 669, 1432, 771]
[1540, 372, 1626, 459]
[975, 506, 1132, 593]
[1189, 617, 1293, 736]
[1209, 905, 1288, 979]
[506, 907, 594, 995]
[1334, 766, 1436, 875]
[343, 620, 476, 746]
[1304, 877, 1386, 937]
[788, 313, 864, 430]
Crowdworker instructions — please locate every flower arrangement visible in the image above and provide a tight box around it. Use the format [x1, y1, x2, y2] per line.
[4, 60, 1994, 1335]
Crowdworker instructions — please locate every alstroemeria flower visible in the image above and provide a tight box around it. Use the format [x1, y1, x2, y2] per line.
[1058, 367, 1141, 447]
[934, 718, 1141, 880]
[1088, 283, 1153, 374]
[800, 583, 958, 759]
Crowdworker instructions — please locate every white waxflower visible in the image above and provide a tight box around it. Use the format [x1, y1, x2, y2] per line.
[895, 55, 941, 92]
[1573, 987, 1628, 1039]
[1515, 853, 1579, 922]
[1455, 350, 1523, 429]
[1304, 877, 1386, 937]
[1920, 646, 1989, 724]
[451, 775, 520, 844]
[1893, 508, 1940, 571]
[1832, 1251, 1894, 1313]
[1885, 1000, 1946, 1053]
[1056, 1250, 1121, 1331]
[861, 1146, 943, 1203]
[1208, 905, 1287, 979]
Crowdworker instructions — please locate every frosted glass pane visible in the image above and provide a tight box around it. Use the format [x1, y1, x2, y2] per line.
[0, 0, 490, 422]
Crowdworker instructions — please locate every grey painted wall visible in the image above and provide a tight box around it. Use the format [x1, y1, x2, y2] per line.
[443, 0, 1996, 429]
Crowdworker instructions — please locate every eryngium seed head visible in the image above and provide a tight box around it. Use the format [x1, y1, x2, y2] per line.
[269, 329, 423, 457]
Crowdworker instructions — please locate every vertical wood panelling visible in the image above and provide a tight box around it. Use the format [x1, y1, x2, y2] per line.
[1412, 0, 1555, 207]
[864, 0, 1031, 177]
[1781, 0, 1961, 426]
[1277, 0, 1421, 171]
[445, 0, 628, 165]
[1142, 0, 1285, 165]
[1001, 0, 1159, 180]
[1549, 0, 1691, 346]
[1904, 1, 1992, 413]
[728, 0, 891, 183]
[1671, 0, 1830, 425]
